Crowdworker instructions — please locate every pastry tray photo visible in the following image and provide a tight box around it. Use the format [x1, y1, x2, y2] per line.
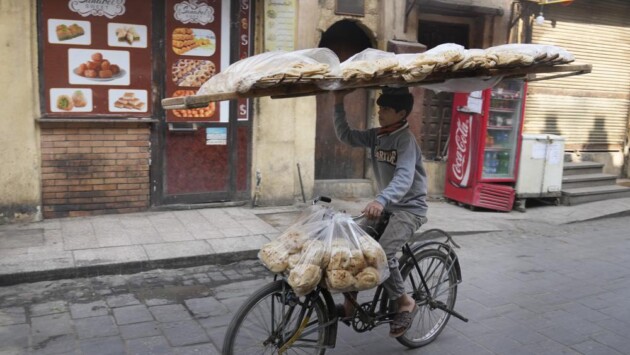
[161, 63, 592, 110]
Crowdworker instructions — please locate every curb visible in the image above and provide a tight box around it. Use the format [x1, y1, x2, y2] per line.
[0, 249, 258, 287]
[0, 228, 497, 286]
[566, 210, 630, 224]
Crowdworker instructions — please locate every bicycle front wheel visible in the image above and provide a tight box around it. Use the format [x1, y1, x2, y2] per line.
[222, 280, 330, 355]
[396, 249, 458, 348]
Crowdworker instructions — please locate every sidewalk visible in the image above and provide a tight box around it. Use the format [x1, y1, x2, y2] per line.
[2, 196, 630, 286]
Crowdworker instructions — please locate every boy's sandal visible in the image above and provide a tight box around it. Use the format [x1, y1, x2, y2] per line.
[335, 304, 352, 327]
[389, 304, 419, 338]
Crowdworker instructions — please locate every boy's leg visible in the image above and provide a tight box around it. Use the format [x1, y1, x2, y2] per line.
[378, 211, 424, 301]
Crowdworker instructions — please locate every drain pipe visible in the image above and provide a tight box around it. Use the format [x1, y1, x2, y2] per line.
[252, 169, 262, 207]
[297, 162, 306, 203]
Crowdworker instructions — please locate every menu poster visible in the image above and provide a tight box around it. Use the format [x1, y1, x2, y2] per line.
[237, 0, 252, 121]
[40, 0, 152, 117]
[264, 0, 297, 52]
[166, 0, 221, 122]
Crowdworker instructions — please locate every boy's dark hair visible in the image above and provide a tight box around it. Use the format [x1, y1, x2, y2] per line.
[376, 86, 414, 118]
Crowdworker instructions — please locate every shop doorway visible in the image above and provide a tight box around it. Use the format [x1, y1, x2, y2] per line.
[315, 20, 372, 179]
[157, 1, 252, 206]
[417, 20, 470, 160]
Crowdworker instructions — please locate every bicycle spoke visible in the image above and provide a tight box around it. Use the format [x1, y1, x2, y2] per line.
[397, 249, 458, 348]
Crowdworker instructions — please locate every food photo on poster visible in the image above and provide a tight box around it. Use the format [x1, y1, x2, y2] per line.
[47, 18, 91, 45]
[49, 88, 93, 113]
[108, 89, 148, 112]
[171, 27, 216, 56]
[171, 90, 216, 119]
[172, 59, 216, 87]
[107, 23, 147, 48]
[68, 48, 130, 86]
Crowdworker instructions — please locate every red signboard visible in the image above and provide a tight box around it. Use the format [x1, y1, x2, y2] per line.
[237, 0, 251, 121]
[40, 0, 153, 117]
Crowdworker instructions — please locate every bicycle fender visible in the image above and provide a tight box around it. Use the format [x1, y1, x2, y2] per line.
[403, 243, 462, 283]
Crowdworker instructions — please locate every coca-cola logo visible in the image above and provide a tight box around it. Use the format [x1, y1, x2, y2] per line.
[452, 115, 472, 186]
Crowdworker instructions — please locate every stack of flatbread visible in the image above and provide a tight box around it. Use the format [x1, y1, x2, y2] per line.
[400, 43, 467, 82]
[485, 44, 574, 68]
[451, 48, 498, 71]
[258, 61, 330, 82]
[196, 44, 576, 96]
[341, 57, 399, 81]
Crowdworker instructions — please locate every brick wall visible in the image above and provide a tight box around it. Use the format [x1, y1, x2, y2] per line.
[40, 122, 152, 218]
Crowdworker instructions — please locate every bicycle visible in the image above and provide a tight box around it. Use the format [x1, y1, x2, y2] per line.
[222, 197, 468, 354]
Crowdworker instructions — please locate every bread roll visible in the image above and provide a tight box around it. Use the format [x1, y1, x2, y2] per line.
[327, 246, 351, 270]
[258, 242, 289, 273]
[325, 270, 356, 291]
[363, 244, 388, 269]
[331, 238, 351, 249]
[301, 239, 326, 267]
[357, 234, 388, 269]
[276, 230, 309, 254]
[354, 267, 380, 290]
[288, 264, 322, 296]
[347, 249, 367, 275]
[287, 252, 301, 270]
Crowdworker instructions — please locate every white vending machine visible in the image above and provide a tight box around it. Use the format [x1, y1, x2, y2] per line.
[515, 134, 565, 211]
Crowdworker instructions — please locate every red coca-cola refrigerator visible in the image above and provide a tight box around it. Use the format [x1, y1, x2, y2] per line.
[444, 79, 527, 211]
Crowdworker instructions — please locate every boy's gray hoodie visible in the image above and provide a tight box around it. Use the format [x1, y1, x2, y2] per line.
[334, 104, 428, 217]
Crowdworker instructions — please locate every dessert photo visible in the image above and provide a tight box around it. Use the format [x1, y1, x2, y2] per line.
[49, 88, 92, 112]
[47, 19, 91, 45]
[171, 59, 215, 87]
[107, 23, 147, 48]
[68, 49, 129, 86]
[172, 28, 216, 56]
[108, 89, 148, 112]
[171, 90, 215, 118]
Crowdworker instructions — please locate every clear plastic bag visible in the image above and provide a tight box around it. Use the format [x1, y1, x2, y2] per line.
[451, 48, 497, 71]
[320, 213, 389, 294]
[485, 44, 542, 67]
[340, 48, 399, 81]
[258, 207, 390, 297]
[397, 43, 466, 82]
[197, 48, 340, 95]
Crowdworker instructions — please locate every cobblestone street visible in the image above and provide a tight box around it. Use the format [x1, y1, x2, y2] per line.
[1, 216, 629, 354]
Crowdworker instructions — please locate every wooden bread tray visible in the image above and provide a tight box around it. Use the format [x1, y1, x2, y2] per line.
[161, 63, 591, 110]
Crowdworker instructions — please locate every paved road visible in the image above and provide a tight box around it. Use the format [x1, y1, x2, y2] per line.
[1, 217, 629, 354]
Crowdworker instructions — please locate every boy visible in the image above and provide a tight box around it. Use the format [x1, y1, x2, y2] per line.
[332, 87, 428, 337]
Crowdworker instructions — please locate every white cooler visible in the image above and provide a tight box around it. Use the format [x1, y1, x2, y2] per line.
[515, 134, 565, 208]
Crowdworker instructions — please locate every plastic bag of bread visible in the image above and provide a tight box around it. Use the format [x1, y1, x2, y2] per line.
[258, 204, 331, 274]
[260, 206, 389, 296]
[197, 48, 340, 95]
[318, 213, 390, 294]
[339, 48, 399, 81]
[288, 264, 322, 296]
[258, 220, 327, 274]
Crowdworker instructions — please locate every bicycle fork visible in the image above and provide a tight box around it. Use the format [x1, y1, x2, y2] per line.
[404, 244, 469, 323]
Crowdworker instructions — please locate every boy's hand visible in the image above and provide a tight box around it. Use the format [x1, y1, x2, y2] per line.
[362, 200, 384, 219]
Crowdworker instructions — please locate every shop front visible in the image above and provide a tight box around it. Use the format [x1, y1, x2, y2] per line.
[36, 0, 253, 218]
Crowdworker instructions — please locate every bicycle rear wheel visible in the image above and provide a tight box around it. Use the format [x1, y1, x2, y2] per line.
[396, 249, 458, 348]
[222, 280, 330, 355]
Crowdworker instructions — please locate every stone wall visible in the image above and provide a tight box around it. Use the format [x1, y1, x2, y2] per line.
[0, 0, 41, 224]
